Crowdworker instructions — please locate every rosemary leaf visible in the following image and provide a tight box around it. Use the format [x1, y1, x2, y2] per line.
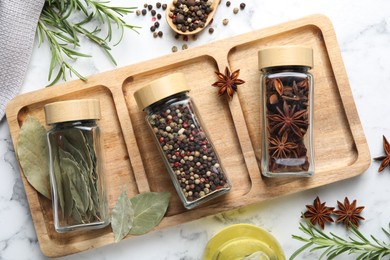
[291, 219, 390, 260]
[38, 0, 139, 86]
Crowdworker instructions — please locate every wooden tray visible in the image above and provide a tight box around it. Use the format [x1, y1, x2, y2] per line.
[6, 14, 370, 257]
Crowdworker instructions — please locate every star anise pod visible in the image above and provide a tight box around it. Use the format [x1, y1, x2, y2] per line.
[212, 66, 245, 100]
[374, 135, 390, 172]
[304, 196, 334, 229]
[333, 197, 365, 229]
[282, 80, 308, 104]
[269, 131, 298, 158]
[272, 78, 284, 96]
[267, 101, 308, 137]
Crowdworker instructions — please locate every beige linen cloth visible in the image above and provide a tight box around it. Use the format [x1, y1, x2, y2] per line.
[0, 0, 45, 120]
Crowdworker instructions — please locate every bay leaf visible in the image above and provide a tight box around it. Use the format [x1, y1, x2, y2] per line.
[61, 168, 74, 219]
[17, 115, 51, 199]
[59, 151, 89, 214]
[111, 187, 134, 242]
[62, 135, 90, 173]
[64, 129, 92, 171]
[63, 131, 99, 217]
[129, 192, 170, 235]
[53, 154, 65, 218]
[71, 202, 83, 224]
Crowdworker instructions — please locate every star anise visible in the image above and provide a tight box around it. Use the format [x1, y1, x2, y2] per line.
[212, 66, 245, 100]
[304, 196, 334, 229]
[333, 197, 365, 229]
[269, 131, 298, 158]
[267, 101, 308, 137]
[282, 80, 308, 105]
[374, 135, 390, 172]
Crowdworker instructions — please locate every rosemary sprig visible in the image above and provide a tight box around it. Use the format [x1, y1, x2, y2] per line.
[38, 0, 139, 86]
[291, 219, 390, 259]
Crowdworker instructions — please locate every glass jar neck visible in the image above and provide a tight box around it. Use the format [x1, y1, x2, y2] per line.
[51, 119, 97, 128]
[145, 92, 189, 114]
[261, 65, 310, 74]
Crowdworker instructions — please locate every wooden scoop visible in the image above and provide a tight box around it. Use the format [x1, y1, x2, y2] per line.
[166, 0, 220, 35]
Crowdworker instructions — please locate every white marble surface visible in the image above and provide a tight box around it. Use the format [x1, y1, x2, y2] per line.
[1, 0, 390, 259]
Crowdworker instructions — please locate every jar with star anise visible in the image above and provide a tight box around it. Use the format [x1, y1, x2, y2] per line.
[134, 73, 231, 209]
[258, 46, 314, 177]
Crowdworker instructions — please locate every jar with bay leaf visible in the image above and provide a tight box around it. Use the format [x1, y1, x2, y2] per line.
[44, 99, 110, 233]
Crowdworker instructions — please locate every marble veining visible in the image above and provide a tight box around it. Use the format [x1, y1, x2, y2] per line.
[1, 0, 390, 259]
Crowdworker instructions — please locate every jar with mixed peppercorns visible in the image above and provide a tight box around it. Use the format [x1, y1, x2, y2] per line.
[134, 73, 231, 209]
[258, 46, 315, 177]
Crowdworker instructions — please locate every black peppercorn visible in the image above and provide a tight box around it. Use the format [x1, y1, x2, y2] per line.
[151, 9, 156, 16]
[147, 4, 153, 10]
[240, 3, 246, 9]
[150, 26, 156, 32]
[154, 21, 160, 28]
[226, 1, 231, 7]
[162, 3, 167, 10]
[158, 31, 163, 37]
[208, 28, 214, 34]
[157, 13, 162, 19]
[156, 2, 161, 8]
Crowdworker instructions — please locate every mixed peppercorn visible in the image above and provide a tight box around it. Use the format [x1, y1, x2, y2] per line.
[148, 101, 230, 202]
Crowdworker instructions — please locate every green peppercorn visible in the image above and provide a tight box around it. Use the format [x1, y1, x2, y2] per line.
[172, 46, 178, 52]
[233, 7, 239, 14]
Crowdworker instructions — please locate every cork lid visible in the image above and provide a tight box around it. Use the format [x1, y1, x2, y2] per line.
[134, 73, 190, 110]
[44, 99, 101, 125]
[258, 46, 313, 70]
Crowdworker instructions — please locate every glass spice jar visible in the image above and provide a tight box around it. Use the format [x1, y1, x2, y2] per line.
[258, 46, 315, 177]
[134, 73, 232, 209]
[44, 99, 110, 232]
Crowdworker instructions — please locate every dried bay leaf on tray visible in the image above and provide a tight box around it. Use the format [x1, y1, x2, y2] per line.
[129, 192, 170, 235]
[112, 187, 134, 242]
[17, 115, 51, 199]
